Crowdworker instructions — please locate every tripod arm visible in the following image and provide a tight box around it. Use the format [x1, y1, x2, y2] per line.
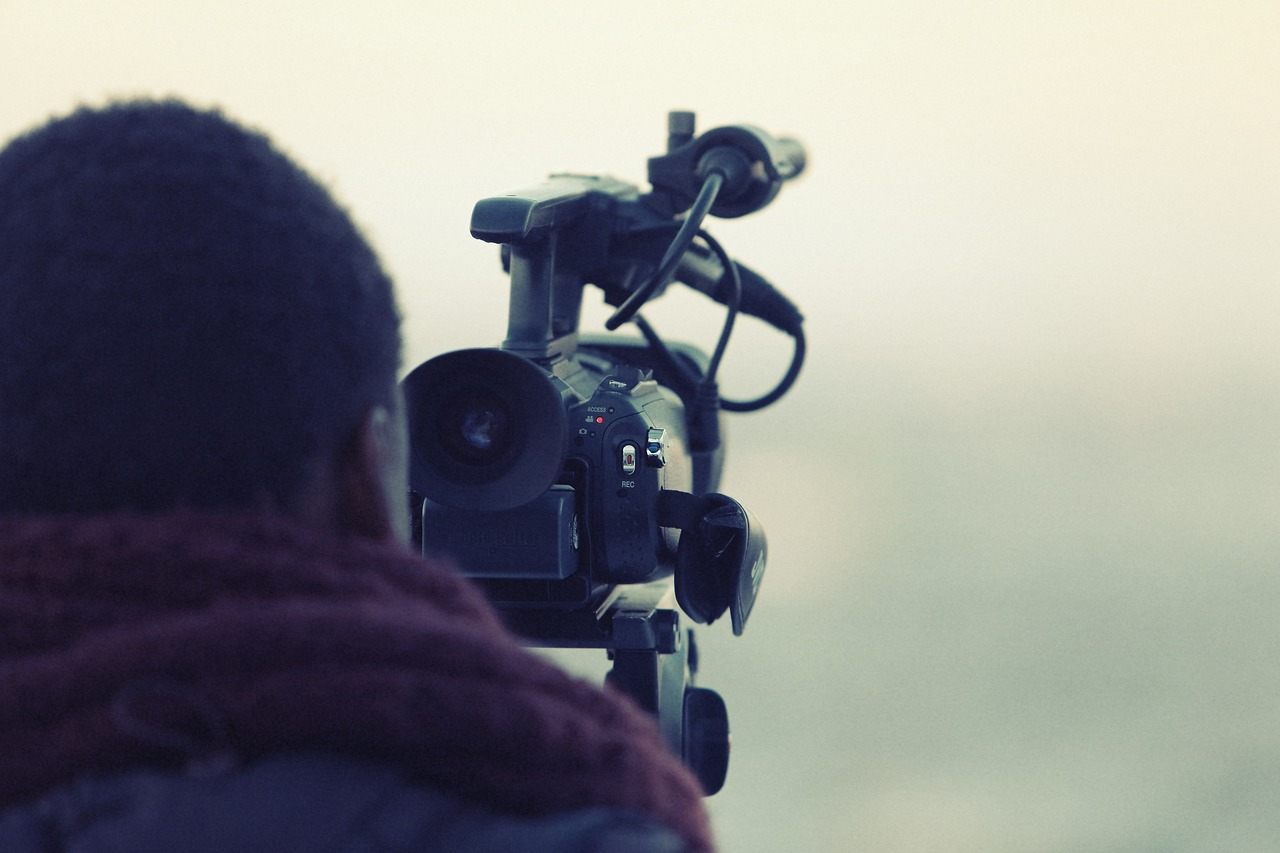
[498, 581, 730, 795]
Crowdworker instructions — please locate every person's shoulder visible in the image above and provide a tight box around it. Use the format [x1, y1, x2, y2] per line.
[0, 753, 691, 853]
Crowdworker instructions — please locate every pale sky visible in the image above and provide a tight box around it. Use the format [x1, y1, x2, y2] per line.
[5, 0, 1274, 382]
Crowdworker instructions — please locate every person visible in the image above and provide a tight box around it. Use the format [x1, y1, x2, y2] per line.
[0, 99, 714, 852]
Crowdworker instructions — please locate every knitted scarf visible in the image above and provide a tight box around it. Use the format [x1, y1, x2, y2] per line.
[0, 511, 713, 852]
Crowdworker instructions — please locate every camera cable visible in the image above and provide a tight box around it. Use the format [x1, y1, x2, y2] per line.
[606, 171, 724, 331]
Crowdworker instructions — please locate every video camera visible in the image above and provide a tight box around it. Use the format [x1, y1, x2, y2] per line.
[402, 111, 806, 794]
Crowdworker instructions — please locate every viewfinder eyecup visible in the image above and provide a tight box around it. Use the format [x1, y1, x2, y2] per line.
[402, 348, 569, 511]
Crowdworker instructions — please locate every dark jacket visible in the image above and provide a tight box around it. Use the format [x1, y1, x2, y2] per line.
[0, 754, 689, 852]
[0, 512, 713, 851]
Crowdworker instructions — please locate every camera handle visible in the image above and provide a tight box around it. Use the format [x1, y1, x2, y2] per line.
[471, 174, 638, 362]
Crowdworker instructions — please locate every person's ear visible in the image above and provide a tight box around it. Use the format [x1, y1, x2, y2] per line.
[334, 400, 410, 544]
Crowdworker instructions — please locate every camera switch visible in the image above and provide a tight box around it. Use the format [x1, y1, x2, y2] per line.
[646, 428, 667, 468]
[621, 443, 638, 475]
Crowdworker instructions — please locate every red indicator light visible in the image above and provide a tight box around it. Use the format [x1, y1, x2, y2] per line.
[595, 416, 604, 424]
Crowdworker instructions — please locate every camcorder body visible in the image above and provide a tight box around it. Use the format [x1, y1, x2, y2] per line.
[410, 343, 697, 591]
[403, 112, 805, 794]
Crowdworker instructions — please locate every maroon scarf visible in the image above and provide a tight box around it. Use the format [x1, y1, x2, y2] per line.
[0, 511, 713, 852]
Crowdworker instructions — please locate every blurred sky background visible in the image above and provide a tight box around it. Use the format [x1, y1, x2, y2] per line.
[3, 1, 1278, 850]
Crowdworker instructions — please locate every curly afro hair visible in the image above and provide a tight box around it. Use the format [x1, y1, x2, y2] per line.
[0, 100, 402, 514]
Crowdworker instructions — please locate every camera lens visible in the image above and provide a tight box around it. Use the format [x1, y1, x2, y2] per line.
[439, 390, 513, 466]
[461, 408, 502, 451]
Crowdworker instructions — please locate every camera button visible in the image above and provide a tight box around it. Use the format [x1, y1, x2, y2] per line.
[645, 428, 667, 468]
[621, 443, 638, 475]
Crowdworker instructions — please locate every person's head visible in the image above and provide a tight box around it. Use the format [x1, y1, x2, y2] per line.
[0, 99, 408, 541]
